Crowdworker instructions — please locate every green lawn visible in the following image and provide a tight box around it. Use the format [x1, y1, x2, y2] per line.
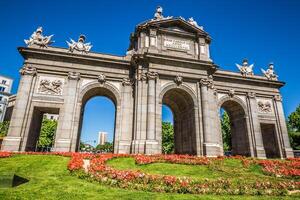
[0, 155, 298, 200]
[107, 157, 292, 185]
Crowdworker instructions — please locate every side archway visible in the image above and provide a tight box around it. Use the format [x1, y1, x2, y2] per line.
[159, 83, 199, 155]
[218, 96, 251, 156]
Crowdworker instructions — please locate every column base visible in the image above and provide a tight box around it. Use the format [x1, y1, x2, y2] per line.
[255, 146, 266, 159]
[284, 147, 294, 158]
[131, 140, 146, 154]
[116, 140, 131, 154]
[54, 139, 71, 152]
[203, 143, 222, 157]
[1, 137, 22, 152]
[145, 140, 160, 154]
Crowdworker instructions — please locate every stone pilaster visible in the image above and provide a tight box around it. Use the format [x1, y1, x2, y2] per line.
[273, 95, 294, 158]
[200, 77, 221, 156]
[145, 71, 159, 154]
[54, 72, 80, 152]
[1, 65, 36, 151]
[246, 92, 265, 158]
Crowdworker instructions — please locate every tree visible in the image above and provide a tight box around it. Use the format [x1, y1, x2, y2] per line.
[96, 142, 113, 152]
[0, 121, 9, 138]
[162, 122, 174, 154]
[221, 111, 232, 152]
[37, 118, 57, 148]
[287, 104, 300, 150]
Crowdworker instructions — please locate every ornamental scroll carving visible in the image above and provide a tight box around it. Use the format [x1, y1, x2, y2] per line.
[38, 79, 63, 95]
[257, 100, 272, 113]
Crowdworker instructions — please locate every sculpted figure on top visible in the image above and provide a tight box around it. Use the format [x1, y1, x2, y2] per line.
[24, 27, 54, 48]
[236, 59, 254, 77]
[188, 17, 203, 30]
[153, 6, 172, 21]
[261, 63, 278, 80]
[67, 34, 92, 53]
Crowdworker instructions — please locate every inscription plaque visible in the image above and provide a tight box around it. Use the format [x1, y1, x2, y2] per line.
[164, 38, 190, 51]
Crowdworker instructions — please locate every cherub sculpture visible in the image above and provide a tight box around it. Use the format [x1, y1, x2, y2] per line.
[236, 59, 254, 77]
[67, 34, 92, 53]
[261, 63, 278, 80]
[24, 27, 54, 48]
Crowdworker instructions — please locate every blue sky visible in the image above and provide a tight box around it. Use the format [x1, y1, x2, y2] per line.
[0, 0, 299, 144]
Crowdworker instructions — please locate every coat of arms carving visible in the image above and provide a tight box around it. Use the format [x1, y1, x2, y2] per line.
[38, 79, 63, 95]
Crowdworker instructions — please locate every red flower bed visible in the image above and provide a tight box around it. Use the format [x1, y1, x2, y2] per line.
[258, 159, 300, 177]
[0, 151, 12, 158]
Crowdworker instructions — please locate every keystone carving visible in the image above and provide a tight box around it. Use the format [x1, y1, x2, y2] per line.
[228, 89, 235, 98]
[258, 101, 272, 113]
[24, 27, 54, 48]
[98, 73, 106, 84]
[20, 65, 37, 76]
[39, 79, 63, 95]
[174, 74, 183, 86]
[236, 59, 254, 77]
[68, 72, 80, 80]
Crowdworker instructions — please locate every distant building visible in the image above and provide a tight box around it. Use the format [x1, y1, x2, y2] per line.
[0, 75, 13, 122]
[44, 113, 59, 121]
[98, 132, 107, 145]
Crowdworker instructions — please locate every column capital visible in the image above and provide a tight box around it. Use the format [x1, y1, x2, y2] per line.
[247, 92, 256, 99]
[20, 64, 37, 76]
[68, 72, 80, 80]
[147, 71, 158, 80]
[199, 77, 214, 89]
[274, 94, 282, 102]
[122, 77, 134, 86]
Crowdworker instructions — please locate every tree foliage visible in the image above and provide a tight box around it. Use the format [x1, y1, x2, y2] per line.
[96, 142, 113, 152]
[287, 104, 300, 150]
[37, 118, 57, 148]
[162, 122, 174, 154]
[221, 111, 232, 151]
[0, 121, 9, 138]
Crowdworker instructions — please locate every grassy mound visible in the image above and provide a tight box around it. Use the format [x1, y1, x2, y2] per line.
[0, 155, 298, 199]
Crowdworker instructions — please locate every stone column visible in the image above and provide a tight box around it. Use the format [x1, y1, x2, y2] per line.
[246, 92, 265, 158]
[1, 65, 36, 151]
[200, 77, 220, 156]
[145, 71, 159, 154]
[54, 72, 80, 152]
[118, 78, 134, 154]
[273, 95, 294, 158]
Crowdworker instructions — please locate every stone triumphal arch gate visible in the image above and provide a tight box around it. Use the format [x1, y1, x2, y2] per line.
[1, 7, 294, 158]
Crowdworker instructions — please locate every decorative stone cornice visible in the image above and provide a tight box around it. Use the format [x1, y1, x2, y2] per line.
[20, 65, 37, 76]
[174, 74, 183, 86]
[68, 72, 80, 80]
[247, 92, 256, 99]
[122, 77, 133, 86]
[274, 94, 282, 102]
[97, 73, 106, 84]
[146, 71, 158, 80]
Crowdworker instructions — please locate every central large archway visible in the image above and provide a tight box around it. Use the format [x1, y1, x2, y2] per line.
[74, 82, 121, 152]
[161, 86, 197, 155]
